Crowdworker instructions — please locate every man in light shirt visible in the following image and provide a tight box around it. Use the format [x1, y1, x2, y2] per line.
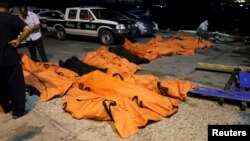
[19, 6, 48, 62]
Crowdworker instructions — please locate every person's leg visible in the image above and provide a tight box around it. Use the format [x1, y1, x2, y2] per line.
[36, 38, 48, 62]
[0, 67, 12, 113]
[27, 41, 39, 62]
[6, 63, 26, 117]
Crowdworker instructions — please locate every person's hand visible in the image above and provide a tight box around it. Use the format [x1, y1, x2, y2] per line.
[19, 15, 24, 20]
[9, 39, 20, 48]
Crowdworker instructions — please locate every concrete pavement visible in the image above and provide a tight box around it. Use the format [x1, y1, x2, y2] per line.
[1, 30, 250, 141]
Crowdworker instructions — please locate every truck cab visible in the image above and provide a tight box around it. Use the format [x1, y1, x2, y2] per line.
[46, 7, 137, 45]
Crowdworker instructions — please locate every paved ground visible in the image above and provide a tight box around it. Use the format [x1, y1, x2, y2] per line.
[1, 30, 250, 141]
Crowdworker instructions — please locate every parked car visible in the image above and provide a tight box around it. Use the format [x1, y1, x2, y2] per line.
[29, 7, 50, 14]
[46, 7, 137, 45]
[37, 10, 64, 28]
[117, 11, 158, 36]
[127, 9, 153, 21]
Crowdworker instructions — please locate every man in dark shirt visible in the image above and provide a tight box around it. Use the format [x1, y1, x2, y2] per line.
[0, 1, 31, 119]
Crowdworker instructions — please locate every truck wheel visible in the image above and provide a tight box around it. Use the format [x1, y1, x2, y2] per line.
[55, 27, 66, 40]
[99, 30, 114, 45]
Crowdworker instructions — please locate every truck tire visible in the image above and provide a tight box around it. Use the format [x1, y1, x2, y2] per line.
[99, 29, 114, 45]
[55, 27, 66, 40]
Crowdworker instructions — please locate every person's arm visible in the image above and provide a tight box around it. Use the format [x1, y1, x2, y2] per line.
[30, 13, 41, 31]
[9, 26, 31, 47]
[30, 23, 40, 31]
[20, 12, 41, 32]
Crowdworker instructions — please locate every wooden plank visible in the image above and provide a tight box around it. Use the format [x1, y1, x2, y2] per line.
[196, 62, 250, 73]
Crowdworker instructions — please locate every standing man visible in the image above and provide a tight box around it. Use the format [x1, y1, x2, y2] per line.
[0, 0, 31, 119]
[196, 19, 209, 43]
[19, 6, 48, 62]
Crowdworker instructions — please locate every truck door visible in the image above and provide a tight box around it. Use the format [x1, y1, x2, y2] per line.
[77, 10, 97, 36]
[65, 9, 79, 35]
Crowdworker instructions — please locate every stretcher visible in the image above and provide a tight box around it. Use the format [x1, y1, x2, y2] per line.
[189, 68, 250, 110]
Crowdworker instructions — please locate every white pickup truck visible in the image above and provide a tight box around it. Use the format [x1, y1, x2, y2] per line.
[46, 7, 137, 45]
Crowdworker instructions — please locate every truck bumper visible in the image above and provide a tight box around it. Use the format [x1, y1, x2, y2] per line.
[112, 28, 139, 39]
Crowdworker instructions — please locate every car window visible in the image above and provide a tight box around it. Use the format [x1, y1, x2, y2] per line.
[52, 12, 64, 19]
[68, 9, 77, 19]
[39, 12, 52, 17]
[79, 10, 89, 20]
[128, 9, 153, 21]
[122, 12, 141, 20]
